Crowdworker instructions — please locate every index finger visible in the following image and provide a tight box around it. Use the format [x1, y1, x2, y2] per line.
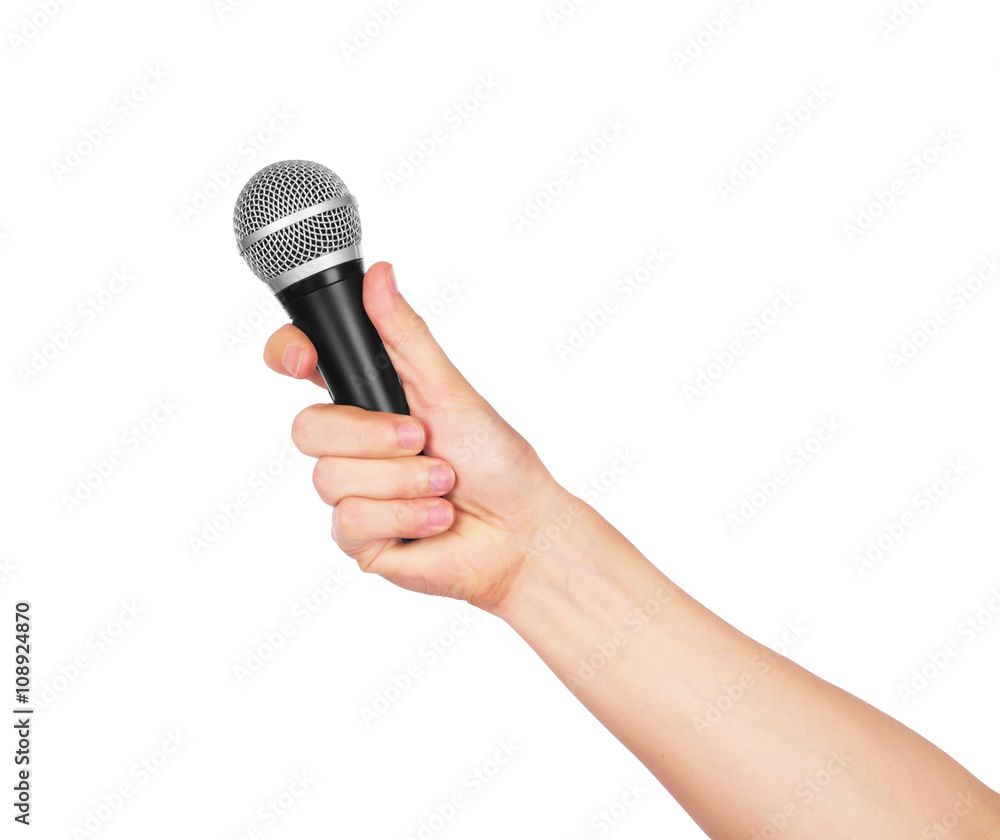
[263, 323, 328, 389]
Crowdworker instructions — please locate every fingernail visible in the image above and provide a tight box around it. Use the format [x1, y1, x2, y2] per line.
[429, 504, 452, 527]
[398, 421, 421, 449]
[282, 346, 303, 377]
[429, 465, 453, 493]
[386, 266, 398, 295]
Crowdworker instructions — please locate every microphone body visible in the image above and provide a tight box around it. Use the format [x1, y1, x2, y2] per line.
[232, 160, 409, 415]
[234, 161, 420, 541]
[277, 259, 409, 414]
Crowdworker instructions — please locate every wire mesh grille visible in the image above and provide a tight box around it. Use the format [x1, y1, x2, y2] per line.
[233, 160, 362, 282]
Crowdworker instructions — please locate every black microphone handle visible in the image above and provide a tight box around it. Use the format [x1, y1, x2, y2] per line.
[276, 260, 420, 544]
[276, 260, 410, 414]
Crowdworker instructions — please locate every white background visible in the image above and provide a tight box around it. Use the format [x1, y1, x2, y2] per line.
[3, 0, 999, 837]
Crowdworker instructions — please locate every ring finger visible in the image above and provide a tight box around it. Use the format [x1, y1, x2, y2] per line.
[312, 455, 455, 506]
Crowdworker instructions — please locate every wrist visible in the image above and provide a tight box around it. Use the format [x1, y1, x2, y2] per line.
[489, 486, 669, 638]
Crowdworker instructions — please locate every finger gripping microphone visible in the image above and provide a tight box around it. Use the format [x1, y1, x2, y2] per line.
[233, 160, 410, 415]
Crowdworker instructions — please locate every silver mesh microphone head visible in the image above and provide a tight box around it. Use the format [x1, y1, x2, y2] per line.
[233, 160, 363, 293]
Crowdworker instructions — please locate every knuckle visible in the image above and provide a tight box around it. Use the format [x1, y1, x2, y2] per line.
[290, 407, 315, 451]
[311, 458, 338, 504]
[333, 498, 360, 541]
[386, 310, 429, 353]
[395, 501, 414, 533]
[407, 311, 431, 339]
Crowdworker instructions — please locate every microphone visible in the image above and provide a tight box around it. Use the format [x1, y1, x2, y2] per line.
[232, 160, 410, 415]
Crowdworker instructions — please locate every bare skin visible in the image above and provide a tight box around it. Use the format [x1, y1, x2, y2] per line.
[264, 260, 1000, 840]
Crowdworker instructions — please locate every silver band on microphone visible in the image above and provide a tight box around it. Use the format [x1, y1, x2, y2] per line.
[237, 195, 359, 253]
[266, 245, 365, 293]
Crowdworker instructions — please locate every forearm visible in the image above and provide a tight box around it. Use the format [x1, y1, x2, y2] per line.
[493, 490, 1000, 840]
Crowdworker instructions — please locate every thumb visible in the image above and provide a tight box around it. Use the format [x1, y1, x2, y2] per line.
[362, 261, 474, 409]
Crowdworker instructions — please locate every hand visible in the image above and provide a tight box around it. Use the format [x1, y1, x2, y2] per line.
[264, 261, 568, 612]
